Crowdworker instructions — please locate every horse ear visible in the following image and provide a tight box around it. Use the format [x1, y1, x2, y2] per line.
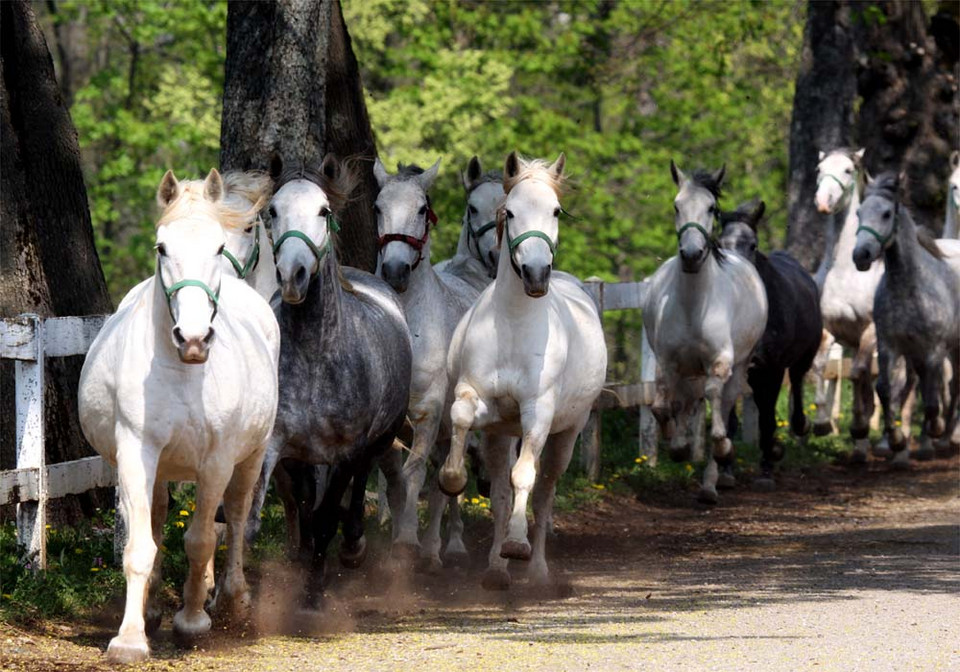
[203, 168, 224, 202]
[712, 164, 726, 188]
[549, 152, 566, 178]
[669, 159, 685, 186]
[853, 148, 865, 164]
[504, 151, 521, 180]
[418, 158, 441, 191]
[269, 154, 283, 182]
[464, 156, 482, 190]
[750, 199, 766, 227]
[865, 170, 875, 185]
[951, 151, 959, 170]
[320, 153, 340, 181]
[373, 157, 390, 188]
[157, 170, 180, 208]
[818, 150, 826, 162]
[896, 170, 907, 192]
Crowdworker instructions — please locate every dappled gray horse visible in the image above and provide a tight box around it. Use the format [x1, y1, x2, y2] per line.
[644, 162, 767, 504]
[246, 154, 411, 607]
[853, 172, 960, 467]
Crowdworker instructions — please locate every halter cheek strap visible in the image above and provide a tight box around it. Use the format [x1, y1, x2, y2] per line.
[504, 219, 558, 279]
[856, 201, 899, 249]
[464, 209, 497, 263]
[222, 221, 262, 280]
[272, 214, 339, 277]
[676, 221, 711, 241]
[378, 206, 438, 270]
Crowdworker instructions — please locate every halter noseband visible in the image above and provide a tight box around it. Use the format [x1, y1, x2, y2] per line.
[272, 214, 340, 277]
[377, 205, 438, 270]
[504, 218, 558, 279]
[222, 218, 262, 280]
[676, 221, 712, 242]
[157, 260, 221, 324]
[856, 198, 900, 249]
[464, 209, 497, 263]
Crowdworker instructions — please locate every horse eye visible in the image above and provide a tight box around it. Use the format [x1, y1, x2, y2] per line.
[156, 243, 167, 257]
[505, 209, 514, 219]
[419, 206, 428, 216]
[244, 226, 253, 234]
[673, 204, 679, 214]
[553, 207, 561, 218]
[468, 205, 478, 215]
[883, 211, 891, 219]
[217, 244, 225, 256]
[845, 168, 853, 174]
[319, 207, 331, 217]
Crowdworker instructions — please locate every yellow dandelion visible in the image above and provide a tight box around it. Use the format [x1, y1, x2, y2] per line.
[218, 544, 228, 551]
[634, 457, 642, 463]
[90, 567, 100, 573]
[685, 464, 694, 472]
[45, 524, 52, 530]
[470, 497, 479, 504]
[480, 502, 488, 509]
[175, 521, 185, 529]
[1, 594, 11, 599]
[188, 501, 196, 512]
[592, 484, 605, 490]
[74, 548, 82, 554]
[808, 403, 816, 411]
[179, 510, 189, 517]
[894, 420, 902, 427]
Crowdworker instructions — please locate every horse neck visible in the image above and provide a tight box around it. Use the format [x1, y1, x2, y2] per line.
[405, 240, 442, 297]
[945, 197, 958, 239]
[883, 209, 922, 281]
[814, 211, 839, 289]
[454, 214, 473, 257]
[296, 251, 344, 330]
[149, 274, 181, 360]
[831, 185, 863, 268]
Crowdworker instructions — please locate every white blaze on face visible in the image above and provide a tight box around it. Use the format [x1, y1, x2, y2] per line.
[815, 152, 858, 214]
[502, 179, 559, 270]
[270, 180, 332, 282]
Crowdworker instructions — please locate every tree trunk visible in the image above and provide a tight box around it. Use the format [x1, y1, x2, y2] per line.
[220, 0, 379, 272]
[0, 1, 112, 517]
[785, 0, 857, 269]
[851, 0, 959, 231]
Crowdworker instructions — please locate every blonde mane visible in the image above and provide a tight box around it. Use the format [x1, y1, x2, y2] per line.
[502, 157, 566, 197]
[156, 170, 271, 231]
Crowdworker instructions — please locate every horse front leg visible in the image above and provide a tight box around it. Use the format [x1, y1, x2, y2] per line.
[480, 434, 515, 591]
[173, 462, 233, 641]
[107, 431, 159, 664]
[394, 405, 443, 555]
[812, 329, 837, 436]
[439, 383, 482, 496]
[875, 343, 907, 469]
[145, 479, 169, 635]
[699, 354, 734, 504]
[528, 425, 579, 585]
[501, 398, 554, 561]
[849, 325, 877, 462]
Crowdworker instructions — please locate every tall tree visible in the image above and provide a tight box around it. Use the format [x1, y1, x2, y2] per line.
[0, 1, 112, 511]
[785, 0, 857, 270]
[219, 0, 379, 272]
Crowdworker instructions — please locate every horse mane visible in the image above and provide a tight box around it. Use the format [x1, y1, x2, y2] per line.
[274, 158, 360, 214]
[394, 163, 426, 179]
[917, 225, 946, 259]
[466, 170, 503, 194]
[502, 156, 566, 198]
[157, 175, 263, 231]
[866, 172, 945, 260]
[689, 169, 723, 200]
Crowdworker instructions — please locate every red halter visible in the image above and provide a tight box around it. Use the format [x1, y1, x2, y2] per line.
[377, 207, 438, 270]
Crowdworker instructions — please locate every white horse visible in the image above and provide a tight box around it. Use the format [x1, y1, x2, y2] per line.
[439, 152, 606, 589]
[373, 157, 480, 570]
[435, 155, 503, 290]
[78, 169, 279, 663]
[944, 151, 960, 239]
[644, 162, 767, 504]
[220, 171, 278, 302]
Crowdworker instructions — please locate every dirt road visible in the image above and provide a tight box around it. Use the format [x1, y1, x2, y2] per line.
[2, 456, 958, 671]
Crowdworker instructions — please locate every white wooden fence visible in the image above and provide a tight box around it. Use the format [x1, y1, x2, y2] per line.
[1, 294, 851, 567]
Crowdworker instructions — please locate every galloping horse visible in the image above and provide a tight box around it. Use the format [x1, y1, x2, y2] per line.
[373, 157, 480, 570]
[435, 155, 504, 289]
[719, 199, 821, 488]
[439, 152, 607, 589]
[245, 154, 411, 607]
[79, 169, 280, 663]
[853, 172, 960, 466]
[644, 162, 767, 504]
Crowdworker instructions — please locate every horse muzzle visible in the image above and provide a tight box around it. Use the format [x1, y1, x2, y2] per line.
[679, 245, 707, 273]
[280, 264, 311, 304]
[173, 326, 214, 364]
[381, 260, 411, 294]
[852, 244, 876, 272]
[521, 263, 551, 298]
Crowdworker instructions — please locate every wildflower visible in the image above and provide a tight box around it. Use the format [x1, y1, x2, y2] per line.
[592, 484, 605, 490]
[470, 498, 480, 505]
[634, 457, 642, 463]
[894, 420, 902, 427]
[808, 404, 816, 411]
[179, 510, 189, 517]
[685, 464, 694, 472]
[479, 502, 488, 509]
[1, 594, 11, 599]
[175, 521, 185, 529]
[188, 501, 196, 512]
[90, 567, 100, 573]
[218, 544, 228, 552]
[45, 524, 52, 530]
[74, 548, 83, 554]
[160, 545, 167, 552]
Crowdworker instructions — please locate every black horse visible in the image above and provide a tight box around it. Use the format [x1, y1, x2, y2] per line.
[719, 199, 822, 488]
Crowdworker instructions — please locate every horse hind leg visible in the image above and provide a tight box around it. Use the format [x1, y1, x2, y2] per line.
[144, 479, 169, 635]
[528, 426, 578, 586]
[849, 327, 878, 462]
[752, 369, 784, 492]
[811, 330, 837, 436]
[480, 434, 514, 591]
[395, 409, 442, 557]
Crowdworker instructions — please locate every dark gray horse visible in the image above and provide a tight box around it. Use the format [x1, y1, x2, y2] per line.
[719, 199, 822, 488]
[246, 154, 411, 607]
[853, 172, 960, 467]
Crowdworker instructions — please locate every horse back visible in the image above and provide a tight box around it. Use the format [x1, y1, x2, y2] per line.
[753, 251, 823, 369]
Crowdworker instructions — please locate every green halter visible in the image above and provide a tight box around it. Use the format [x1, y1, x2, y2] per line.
[856, 200, 899, 249]
[817, 172, 855, 200]
[222, 221, 262, 280]
[676, 221, 712, 241]
[272, 214, 340, 276]
[504, 219, 557, 279]
[158, 261, 221, 323]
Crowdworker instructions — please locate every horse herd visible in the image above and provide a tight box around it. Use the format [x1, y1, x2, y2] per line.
[75, 148, 959, 663]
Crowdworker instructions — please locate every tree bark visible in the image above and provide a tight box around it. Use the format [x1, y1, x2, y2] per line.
[851, 0, 959, 231]
[785, 0, 857, 269]
[0, 1, 112, 515]
[220, 0, 379, 272]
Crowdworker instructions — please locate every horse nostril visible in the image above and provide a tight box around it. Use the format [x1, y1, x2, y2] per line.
[203, 328, 215, 344]
[173, 327, 185, 345]
[295, 266, 307, 286]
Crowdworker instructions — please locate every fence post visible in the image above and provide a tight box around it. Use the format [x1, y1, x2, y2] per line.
[581, 278, 604, 481]
[15, 315, 46, 570]
[638, 325, 659, 466]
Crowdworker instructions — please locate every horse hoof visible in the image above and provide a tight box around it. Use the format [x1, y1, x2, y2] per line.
[442, 550, 471, 570]
[438, 468, 467, 497]
[696, 487, 718, 505]
[500, 539, 532, 561]
[890, 454, 911, 471]
[481, 568, 511, 591]
[339, 535, 368, 569]
[890, 428, 907, 452]
[872, 440, 893, 460]
[716, 472, 736, 490]
[712, 437, 733, 461]
[391, 541, 420, 565]
[813, 421, 833, 437]
[753, 477, 776, 493]
[415, 555, 444, 575]
[107, 637, 150, 664]
[172, 609, 212, 641]
[668, 445, 692, 463]
[849, 449, 868, 464]
[770, 444, 786, 462]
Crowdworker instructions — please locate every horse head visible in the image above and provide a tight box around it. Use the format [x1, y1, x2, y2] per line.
[815, 148, 864, 214]
[853, 172, 902, 271]
[219, 171, 272, 281]
[671, 160, 725, 273]
[155, 169, 228, 364]
[499, 151, 565, 297]
[373, 157, 441, 294]
[719, 199, 765, 264]
[462, 156, 504, 275]
[268, 153, 356, 304]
